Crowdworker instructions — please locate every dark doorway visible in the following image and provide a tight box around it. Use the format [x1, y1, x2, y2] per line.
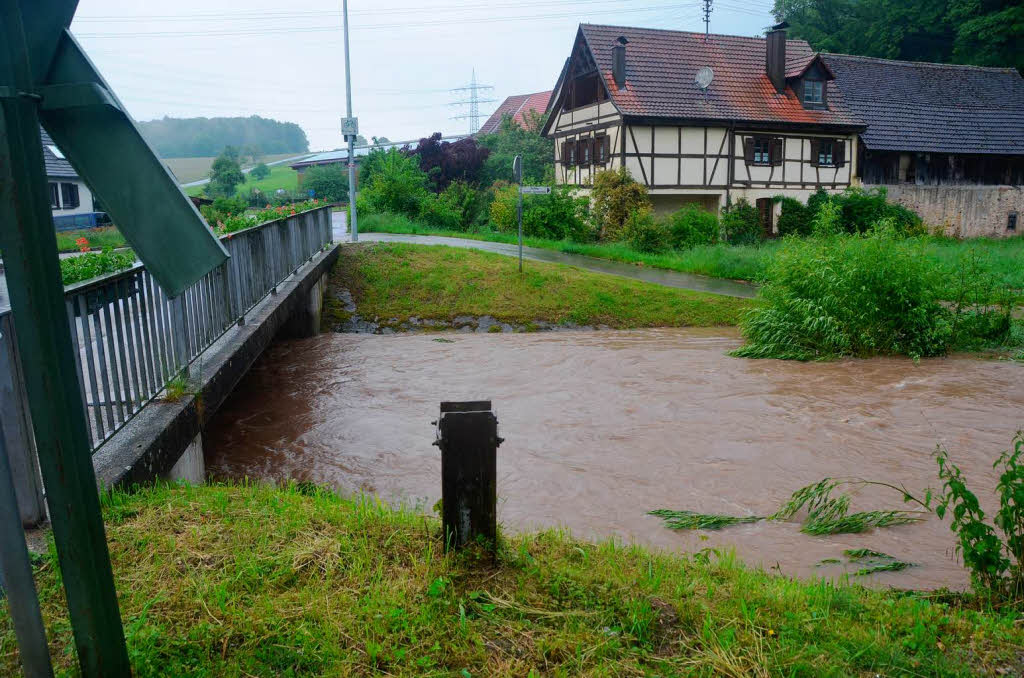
[756, 198, 774, 238]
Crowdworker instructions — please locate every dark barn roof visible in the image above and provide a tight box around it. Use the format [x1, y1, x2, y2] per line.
[572, 24, 862, 130]
[823, 54, 1024, 155]
[40, 128, 78, 179]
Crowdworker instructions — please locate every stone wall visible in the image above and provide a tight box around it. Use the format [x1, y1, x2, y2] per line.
[868, 184, 1022, 238]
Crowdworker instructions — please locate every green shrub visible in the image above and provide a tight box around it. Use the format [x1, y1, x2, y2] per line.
[720, 199, 763, 245]
[732, 225, 1011, 361]
[419, 182, 481, 231]
[775, 197, 812, 237]
[250, 163, 271, 180]
[934, 432, 1023, 603]
[836, 186, 923, 235]
[811, 197, 843, 237]
[623, 208, 671, 253]
[490, 185, 591, 240]
[666, 205, 719, 249]
[358, 149, 429, 218]
[302, 165, 349, 203]
[61, 248, 136, 286]
[590, 167, 651, 241]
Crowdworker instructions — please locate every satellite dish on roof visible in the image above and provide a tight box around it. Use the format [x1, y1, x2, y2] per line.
[695, 66, 714, 90]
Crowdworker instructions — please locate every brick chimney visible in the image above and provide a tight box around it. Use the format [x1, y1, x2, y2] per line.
[766, 21, 789, 94]
[612, 36, 628, 89]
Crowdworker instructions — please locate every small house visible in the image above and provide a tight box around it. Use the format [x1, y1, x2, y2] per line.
[41, 128, 96, 229]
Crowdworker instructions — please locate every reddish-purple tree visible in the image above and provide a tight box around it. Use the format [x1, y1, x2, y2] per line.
[407, 132, 490, 192]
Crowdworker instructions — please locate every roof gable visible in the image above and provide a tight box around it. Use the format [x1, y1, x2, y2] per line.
[573, 24, 861, 129]
[40, 128, 78, 179]
[823, 53, 1024, 155]
[479, 90, 553, 135]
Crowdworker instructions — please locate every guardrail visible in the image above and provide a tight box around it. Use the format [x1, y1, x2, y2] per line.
[0, 206, 332, 456]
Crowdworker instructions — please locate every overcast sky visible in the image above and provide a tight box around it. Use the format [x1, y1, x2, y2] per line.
[71, 0, 775, 152]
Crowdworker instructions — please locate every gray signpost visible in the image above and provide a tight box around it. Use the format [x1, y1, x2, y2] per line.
[0, 1, 228, 674]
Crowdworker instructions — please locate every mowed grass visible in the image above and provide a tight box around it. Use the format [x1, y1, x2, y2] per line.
[186, 163, 301, 198]
[3, 483, 1021, 676]
[334, 242, 752, 328]
[167, 153, 304, 184]
[360, 213, 1024, 296]
[54, 226, 127, 253]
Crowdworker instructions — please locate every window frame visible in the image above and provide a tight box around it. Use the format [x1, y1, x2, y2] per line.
[804, 80, 824, 105]
[594, 134, 609, 165]
[60, 182, 80, 210]
[752, 137, 771, 165]
[817, 140, 836, 167]
[49, 182, 60, 210]
[1009, 212, 1019, 232]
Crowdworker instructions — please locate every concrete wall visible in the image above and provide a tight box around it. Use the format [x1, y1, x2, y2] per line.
[870, 184, 1023, 238]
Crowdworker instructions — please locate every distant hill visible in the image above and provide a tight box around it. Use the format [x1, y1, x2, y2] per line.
[139, 115, 309, 158]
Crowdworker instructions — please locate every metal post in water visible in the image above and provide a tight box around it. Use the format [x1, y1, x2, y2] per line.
[434, 401, 500, 551]
[0, 419, 54, 678]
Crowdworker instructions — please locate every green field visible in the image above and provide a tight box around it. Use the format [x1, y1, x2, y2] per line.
[165, 152, 304, 184]
[332, 242, 753, 329]
[185, 163, 301, 198]
[3, 483, 1020, 676]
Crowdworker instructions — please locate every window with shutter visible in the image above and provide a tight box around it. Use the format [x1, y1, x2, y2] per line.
[581, 137, 592, 165]
[567, 140, 577, 166]
[834, 140, 846, 167]
[61, 182, 80, 210]
[809, 139, 821, 167]
[748, 136, 773, 165]
[49, 182, 60, 209]
[743, 138, 755, 165]
[594, 135, 609, 164]
[770, 138, 784, 166]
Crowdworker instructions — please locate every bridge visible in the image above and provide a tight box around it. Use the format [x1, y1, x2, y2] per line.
[1, 206, 338, 526]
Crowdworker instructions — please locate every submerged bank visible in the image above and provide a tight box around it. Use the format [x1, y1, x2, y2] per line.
[3, 483, 1021, 676]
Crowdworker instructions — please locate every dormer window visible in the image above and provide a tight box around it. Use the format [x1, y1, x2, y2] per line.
[804, 80, 824, 104]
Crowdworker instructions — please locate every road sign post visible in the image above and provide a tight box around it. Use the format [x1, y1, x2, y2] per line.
[342, 0, 358, 242]
[513, 155, 523, 272]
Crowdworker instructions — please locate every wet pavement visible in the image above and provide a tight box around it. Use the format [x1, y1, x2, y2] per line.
[332, 211, 757, 299]
[206, 328, 1024, 590]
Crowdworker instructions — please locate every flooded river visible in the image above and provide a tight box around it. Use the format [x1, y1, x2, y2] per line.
[205, 329, 1024, 590]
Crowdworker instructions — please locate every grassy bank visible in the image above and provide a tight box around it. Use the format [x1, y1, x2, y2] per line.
[54, 227, 128, 253]
[3, 483, 1021, 676]
[360, 213, 1024, 299]
[332, 242, 752, 329]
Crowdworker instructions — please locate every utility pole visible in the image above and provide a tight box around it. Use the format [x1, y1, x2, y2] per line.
[342, 0, 358, 242]
[450, 69, 496, 135]
[703, 0, 713, 40]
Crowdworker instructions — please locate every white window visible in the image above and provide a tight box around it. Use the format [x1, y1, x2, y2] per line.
[817, 140, 835, 166]
[804, 80, 824, 104]
[753, 137, 771, 165]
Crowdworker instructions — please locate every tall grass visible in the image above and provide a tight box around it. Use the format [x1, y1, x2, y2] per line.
[731, 227, 1015, 360]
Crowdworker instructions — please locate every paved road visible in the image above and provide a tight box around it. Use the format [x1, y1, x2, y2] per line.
[331, 211, 757, 299]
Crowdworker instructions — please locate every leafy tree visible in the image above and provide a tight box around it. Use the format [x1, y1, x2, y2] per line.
[590, 167, 651, 241]
[357, 148, 429, 217]
[302, 165, 349, 202]
[408, 133, 490, 191]
[478, 111, 555, 186]
[250, 163, 271, 180]
[773, 0, 1021, 72]
[371, 136, 392, 146]
[208, 148, 246, 197]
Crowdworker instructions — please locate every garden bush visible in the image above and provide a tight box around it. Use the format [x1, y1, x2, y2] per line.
[667, 205, 719, 249]
[775, 197, 812, 237]
[490, 185, 591, 240]
[419, 181, 481, 231]
[720, 199, 763, 245]
[590, 167, 651, 241]
[732, 223, 1012, 361]
[623, 208, 671, 253]
[61, 248, 136, 286]
[301, 165, 349, 203]
[357, 149, 429, 218]
[835, 186, 923, 235]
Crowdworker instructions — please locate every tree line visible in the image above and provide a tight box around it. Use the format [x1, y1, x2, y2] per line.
[139, 115, 310, 158]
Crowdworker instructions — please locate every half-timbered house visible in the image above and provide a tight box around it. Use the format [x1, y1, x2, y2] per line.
[542, 22, 865, 232]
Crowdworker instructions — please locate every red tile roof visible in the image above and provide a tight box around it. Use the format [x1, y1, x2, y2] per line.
[479, 90, 553, 134]
[577, 24, 862, 129]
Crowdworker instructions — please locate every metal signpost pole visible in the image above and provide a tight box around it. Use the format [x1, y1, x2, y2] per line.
[513, 155, 523, 273]
[342, 0, 358, 242]
[0, 2, 131, 674]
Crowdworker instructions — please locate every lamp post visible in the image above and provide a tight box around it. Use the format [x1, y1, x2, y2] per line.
[342, 0, 358, 242]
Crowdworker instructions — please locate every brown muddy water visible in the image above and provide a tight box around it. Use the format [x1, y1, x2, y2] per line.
[205, 328, 1024, 590]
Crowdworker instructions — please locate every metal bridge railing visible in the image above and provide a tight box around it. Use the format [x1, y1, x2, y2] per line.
[0, 205, 332, 454]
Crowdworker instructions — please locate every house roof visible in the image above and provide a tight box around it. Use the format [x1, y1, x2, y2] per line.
[479, 90, 553, 134]
[822, 53, 1024, 155]
[40, 128, 78, 179]
[571, 24, 862, 130]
